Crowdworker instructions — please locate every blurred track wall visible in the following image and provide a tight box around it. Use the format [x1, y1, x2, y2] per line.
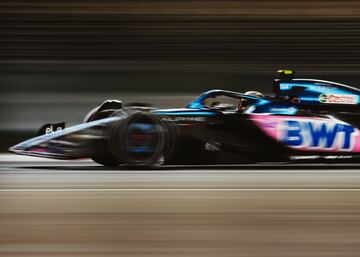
[2, 0, 360, 93]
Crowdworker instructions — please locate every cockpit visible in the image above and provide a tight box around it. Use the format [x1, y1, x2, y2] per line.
[186, 89, 266, 113]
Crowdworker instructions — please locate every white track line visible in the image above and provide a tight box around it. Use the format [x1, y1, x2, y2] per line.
[3, 170, 360, 175]
[1, 188, 360, 192]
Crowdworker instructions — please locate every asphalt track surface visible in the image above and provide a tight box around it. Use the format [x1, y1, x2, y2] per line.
[2, 155, 360, 257]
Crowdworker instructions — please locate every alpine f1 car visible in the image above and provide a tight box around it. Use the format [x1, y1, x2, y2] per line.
[9, 70, 360, 166]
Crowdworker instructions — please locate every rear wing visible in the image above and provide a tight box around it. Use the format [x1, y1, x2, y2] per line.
[274, 70, 360, 106]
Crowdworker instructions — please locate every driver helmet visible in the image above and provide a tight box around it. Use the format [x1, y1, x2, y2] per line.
[239, 91, 264, 112]
[244, 91, 265, 98]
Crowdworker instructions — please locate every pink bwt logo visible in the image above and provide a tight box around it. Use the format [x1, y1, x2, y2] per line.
[250, 114, 360, 152]
[282, 120, 355, 150]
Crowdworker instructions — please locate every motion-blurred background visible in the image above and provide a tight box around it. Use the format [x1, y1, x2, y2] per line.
[3, 2, 360, 257]
[2, 0, 360, 148]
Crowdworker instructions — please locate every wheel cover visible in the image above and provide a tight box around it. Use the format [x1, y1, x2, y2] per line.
[120, 116, 165, 163]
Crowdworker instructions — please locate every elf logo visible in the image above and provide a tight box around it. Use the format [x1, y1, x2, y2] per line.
[37, 122, 65, 136]
[283, 120, 356, 150]
[318, 93, 358, 105]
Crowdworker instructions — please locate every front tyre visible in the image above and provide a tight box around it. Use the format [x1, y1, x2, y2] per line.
[108, 113, 172, 167]
[91, 154, 122, 167]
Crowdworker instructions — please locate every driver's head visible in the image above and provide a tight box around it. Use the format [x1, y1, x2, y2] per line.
[239, 91, 264, 112]
[244, 91, 265, 98]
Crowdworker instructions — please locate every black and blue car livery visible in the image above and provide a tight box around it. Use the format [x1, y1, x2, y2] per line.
[10, 70, 360, 166]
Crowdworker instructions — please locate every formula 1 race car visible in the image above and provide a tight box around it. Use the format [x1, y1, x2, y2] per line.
[9, 70, 360, 166]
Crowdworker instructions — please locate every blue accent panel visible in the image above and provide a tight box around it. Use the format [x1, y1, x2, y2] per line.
[247, 102, 298, 115]
[126, 147, 156, 153]
[129, 123, 156, 130]
[187, 102, 204, 109]
[156, 111, 216, 116]
[256, 99, 271, 106]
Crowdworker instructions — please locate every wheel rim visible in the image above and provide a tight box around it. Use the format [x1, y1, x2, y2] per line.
[122, 116, 164, 163]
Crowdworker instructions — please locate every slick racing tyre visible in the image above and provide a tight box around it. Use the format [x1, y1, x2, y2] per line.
[91, 153, 123, 167]
[107, 113, 175, 167]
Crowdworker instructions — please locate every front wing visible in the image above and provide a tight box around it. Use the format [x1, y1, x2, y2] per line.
[9, 117, 122, 159]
